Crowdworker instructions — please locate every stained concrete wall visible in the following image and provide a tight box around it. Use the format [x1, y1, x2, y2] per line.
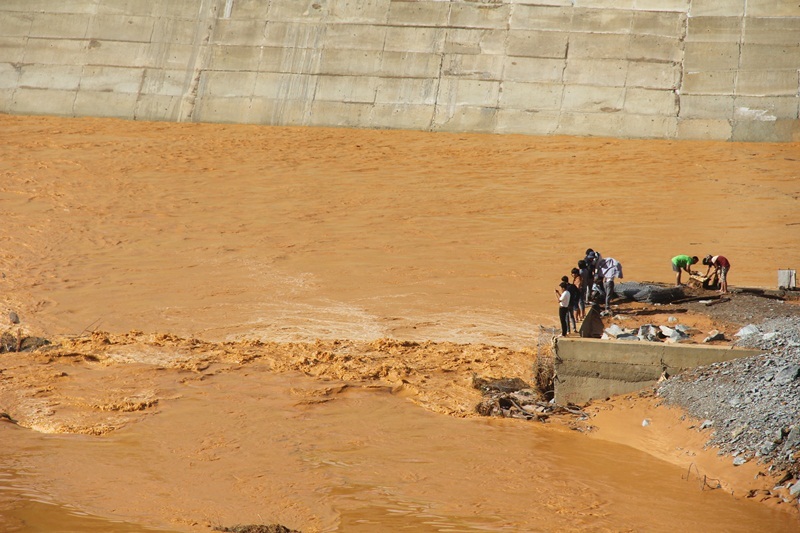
[554, 337, 762, 405]
[0, 0, 798, 141]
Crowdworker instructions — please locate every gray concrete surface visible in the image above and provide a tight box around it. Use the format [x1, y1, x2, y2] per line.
[554, 337, 762, 405]
[0, 0, 798, 141]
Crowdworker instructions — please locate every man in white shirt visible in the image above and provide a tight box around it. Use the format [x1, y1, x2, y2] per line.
[597, 257, 623, 313]
[555, 281, 571, 336]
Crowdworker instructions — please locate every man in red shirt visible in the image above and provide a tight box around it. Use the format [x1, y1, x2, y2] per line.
[703, 255, 731, 293]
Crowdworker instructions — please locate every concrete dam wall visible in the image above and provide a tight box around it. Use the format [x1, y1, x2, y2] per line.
[1, 0, 798, 142]
[554, 337, 762, 405]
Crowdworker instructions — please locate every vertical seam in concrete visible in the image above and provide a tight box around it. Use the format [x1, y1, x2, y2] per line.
[428, 2, 451, 132]
[676, 6, 690, 122]
[621, 8, 635, 126]
[178, 0, 220, 123]
[72, 0, 100, 118]
[498, 3, 512, 119]
[133, 61, 146, 121]
[733, 0, 748, 133]
[133, 0, 161, 121]
[303, 15, 325, 125]
[11, 14, 35, 109]
[555, 7, 575, 134]
[272, 14, 325, 126]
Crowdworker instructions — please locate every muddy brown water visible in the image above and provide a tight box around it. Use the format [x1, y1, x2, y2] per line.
[1, 369, 798, 532]
[0, 115, 799, 531]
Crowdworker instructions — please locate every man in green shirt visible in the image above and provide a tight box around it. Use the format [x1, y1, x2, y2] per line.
[671, 255, 699, 286]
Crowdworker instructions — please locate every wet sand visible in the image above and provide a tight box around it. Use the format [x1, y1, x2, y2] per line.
[0, 115, 799, 531]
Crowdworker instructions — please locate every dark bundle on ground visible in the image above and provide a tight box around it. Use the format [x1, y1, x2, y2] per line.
[614, 282, 685, 304]
[214, 525, 300, 533]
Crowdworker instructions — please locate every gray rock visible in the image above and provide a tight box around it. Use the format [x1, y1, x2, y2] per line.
[781, 426, 800, 455]
[666, 330, 690, 344]
[8, 311, 19, 324]
[638, 324, 658, 337]
[704, 330, 726, 343]
[733, 456, 748, 466]
[790, 481, 800, 497]
[604, 324, 626, 338]
[735, 324, 760, 337]
[775, 364, 800, 385]
[759, 441, 778, 456]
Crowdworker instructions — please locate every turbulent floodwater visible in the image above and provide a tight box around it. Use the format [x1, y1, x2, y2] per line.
[0, 115, 799, 532]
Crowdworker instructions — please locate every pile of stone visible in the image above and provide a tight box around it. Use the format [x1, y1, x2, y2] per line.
[601, 322, 703, 343]
[657, 315, 800, 503]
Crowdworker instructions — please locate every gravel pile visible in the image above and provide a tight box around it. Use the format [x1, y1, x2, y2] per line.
[657, 315, 800, 494]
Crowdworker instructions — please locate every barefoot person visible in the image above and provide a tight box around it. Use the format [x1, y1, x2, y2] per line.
[703, 254, 731, 293]
[671, 255, 698, 286]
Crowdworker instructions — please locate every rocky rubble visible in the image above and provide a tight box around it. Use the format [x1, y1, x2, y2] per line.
[657, 315, 800, 501]
[472, 376, 589, 422]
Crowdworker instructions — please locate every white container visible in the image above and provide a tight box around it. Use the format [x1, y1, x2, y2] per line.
[778, 269, 796, 289]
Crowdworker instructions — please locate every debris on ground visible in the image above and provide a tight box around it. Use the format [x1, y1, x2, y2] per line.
[213, 524, 301, 533]
[0, 330, 50, 353]
[472, 376, 589, 423]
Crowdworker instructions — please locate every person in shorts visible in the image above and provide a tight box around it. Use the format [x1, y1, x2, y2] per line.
[671, 255, 698, 286]
[562, 275, 581, 331]
[570, 267, 586, 321]
[703, 255, 731, 293]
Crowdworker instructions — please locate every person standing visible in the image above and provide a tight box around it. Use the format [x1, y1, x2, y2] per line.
[555, 281, 571, 337]
[671, 255, 698, 286]
[597, 256, 623, 313]
[703, 255, 731, 293]
[578, 259, 592, 305]
[584, 249, 601, 278]
[562, 275, 580, 331]
[571, 267, 586, 321]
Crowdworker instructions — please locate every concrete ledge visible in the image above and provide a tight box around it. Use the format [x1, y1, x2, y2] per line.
[554, 337, 761, 405]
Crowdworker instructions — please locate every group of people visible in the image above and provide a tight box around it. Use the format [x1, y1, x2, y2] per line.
[555, 249, 623, 337]
[671, 254, 731, 293]
[554, 249, 732, 337]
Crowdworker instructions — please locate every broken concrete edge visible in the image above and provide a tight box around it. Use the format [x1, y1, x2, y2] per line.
[553, 337, 761, 405]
